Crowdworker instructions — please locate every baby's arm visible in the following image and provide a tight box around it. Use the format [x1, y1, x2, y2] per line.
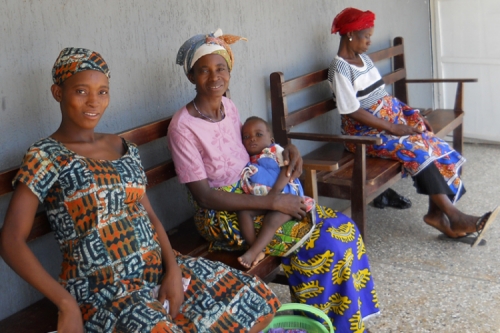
[268, 167, 291, 195]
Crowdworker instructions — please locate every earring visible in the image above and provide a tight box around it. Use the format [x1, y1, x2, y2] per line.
[349, 37, 352, 42]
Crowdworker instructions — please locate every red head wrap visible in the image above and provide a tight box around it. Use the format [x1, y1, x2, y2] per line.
[331, 7, 375, 35]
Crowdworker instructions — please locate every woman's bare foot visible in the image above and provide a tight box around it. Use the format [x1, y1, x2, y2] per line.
[448, 212, 481, 235]
[426, 195, 477, 237]
[424, 211, 466, 238]
[238, 251, 266, 269]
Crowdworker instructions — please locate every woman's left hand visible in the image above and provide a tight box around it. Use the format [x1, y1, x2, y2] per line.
[421, 115, 433, 132]
[282, 144, 303, 181]
[157, 263, 184, 318]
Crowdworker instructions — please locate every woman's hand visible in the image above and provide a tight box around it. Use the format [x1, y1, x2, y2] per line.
[282, 144, 303, 181]
[421, 115, 433, 132]
[57, 299, 84, 333]
[387, 123, 423, 136]
[158, 264, 184, 318]
[271, 193, 307, 220]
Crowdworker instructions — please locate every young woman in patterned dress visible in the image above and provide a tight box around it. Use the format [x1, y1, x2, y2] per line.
[0, 47, 279, 333]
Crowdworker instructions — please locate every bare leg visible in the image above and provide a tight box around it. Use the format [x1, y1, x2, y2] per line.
[424, 194, 480, 237]
[238, 210, 256, 245]
[238, 211, 291, 269]
[423, 197, 457, 237]
[237, 209, 266, 245]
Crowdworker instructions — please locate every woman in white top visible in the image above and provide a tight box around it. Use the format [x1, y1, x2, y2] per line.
[328, 7, 498, 246]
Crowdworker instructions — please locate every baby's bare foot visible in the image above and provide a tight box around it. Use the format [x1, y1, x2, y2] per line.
[238, 251, 266, 269]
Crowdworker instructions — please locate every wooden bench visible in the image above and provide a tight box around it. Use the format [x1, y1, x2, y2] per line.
[0, 114, 284, 332]
[270, 36, 477, 238]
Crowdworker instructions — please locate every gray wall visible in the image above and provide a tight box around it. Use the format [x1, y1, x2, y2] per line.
[0, 0, 432, 320]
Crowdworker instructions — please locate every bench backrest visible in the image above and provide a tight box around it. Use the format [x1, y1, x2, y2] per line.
[271, 36, 407, 146]
[0, 116, 174, 242]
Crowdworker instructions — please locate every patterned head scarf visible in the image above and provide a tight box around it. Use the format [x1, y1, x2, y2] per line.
[331, 8, 375, 35]
[52, 47, 110, 85]
[176, 28, 247, 76]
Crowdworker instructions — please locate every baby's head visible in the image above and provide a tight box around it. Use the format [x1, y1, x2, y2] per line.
[241, 116, 274, 156]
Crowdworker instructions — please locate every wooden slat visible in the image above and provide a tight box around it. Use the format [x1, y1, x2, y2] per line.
[302, 142, 354, 166]
[0, 298, 57, 333]
[284, 98, 335, 129]
[327, 158, 401, 187]
[0, 167, 18, 197]
[288, 132, 382, 145]
[281, 69, 328, 96]
[382, 68, 407, 86]
[405, 78, 477, 83]
[368, 43, 404, 62]
[425, 109, 464, 138]
[118, 117, 171, 146]
[144, 161, 177, 189]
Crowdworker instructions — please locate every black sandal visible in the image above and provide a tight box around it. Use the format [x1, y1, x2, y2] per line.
[471, 206, 500, 247]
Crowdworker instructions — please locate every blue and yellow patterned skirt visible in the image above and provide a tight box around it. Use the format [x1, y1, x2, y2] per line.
[193, 183, 380, 333]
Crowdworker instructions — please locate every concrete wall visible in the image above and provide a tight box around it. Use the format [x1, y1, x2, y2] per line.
[0, 0, 432, 319]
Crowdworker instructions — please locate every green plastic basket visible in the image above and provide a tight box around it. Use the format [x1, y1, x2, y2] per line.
[263, 303, 335, 333]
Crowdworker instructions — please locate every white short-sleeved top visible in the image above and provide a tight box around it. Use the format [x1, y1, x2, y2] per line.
[167, 97, 249, 188]
[328, 53, 388, 114]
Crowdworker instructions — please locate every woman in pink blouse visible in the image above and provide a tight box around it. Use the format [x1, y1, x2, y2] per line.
[167, 29, 380, 332]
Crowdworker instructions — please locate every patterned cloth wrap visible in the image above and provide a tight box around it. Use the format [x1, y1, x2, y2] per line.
[52, 47, 110, 85]
[14, 138, 280, 333]
[193, 197, 380, 332]
[176, 28, 247, 76]
[193, 180, 316, 257]
[342, 96, 466, 203]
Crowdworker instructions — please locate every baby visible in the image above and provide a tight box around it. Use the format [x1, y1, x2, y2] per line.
[237, 116, 313, 268]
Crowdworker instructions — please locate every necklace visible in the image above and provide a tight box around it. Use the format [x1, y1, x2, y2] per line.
[192, 100, 225, 123]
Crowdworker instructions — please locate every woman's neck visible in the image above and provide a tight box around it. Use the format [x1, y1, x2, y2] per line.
[337, 42, 363, 66]
[52, 125, 97, 144]
[191, 95, 224, 122]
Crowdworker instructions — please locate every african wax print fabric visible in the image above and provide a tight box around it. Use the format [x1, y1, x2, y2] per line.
[329, 54, 466, 203]
[176, 28, 247, 76]
[14, 138, 279, 332]
[192, 181, 315, 257]
[192, 189, 380, 333]
[52, 47, 110, 85]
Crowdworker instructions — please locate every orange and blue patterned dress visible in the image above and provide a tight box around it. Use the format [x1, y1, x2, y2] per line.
[14, 138, 279, 333]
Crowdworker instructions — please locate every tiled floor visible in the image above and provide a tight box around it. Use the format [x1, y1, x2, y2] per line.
[269, 142, 500, 333]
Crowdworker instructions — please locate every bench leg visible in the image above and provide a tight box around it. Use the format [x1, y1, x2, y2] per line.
[351, 144, 367, 238]
[453, 122, 464, 175]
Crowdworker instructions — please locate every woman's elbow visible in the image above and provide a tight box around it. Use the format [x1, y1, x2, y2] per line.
[192, 193, 211, 209]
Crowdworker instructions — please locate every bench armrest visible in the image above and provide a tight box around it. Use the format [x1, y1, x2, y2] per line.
[405, 78, 477, 112]
[405, 78, 477, 84]
[303, 159, 338, 172]
[288, 132, 382, 145]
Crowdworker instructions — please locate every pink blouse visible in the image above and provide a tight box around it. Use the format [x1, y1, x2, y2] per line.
[167, 97, 250, 188]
